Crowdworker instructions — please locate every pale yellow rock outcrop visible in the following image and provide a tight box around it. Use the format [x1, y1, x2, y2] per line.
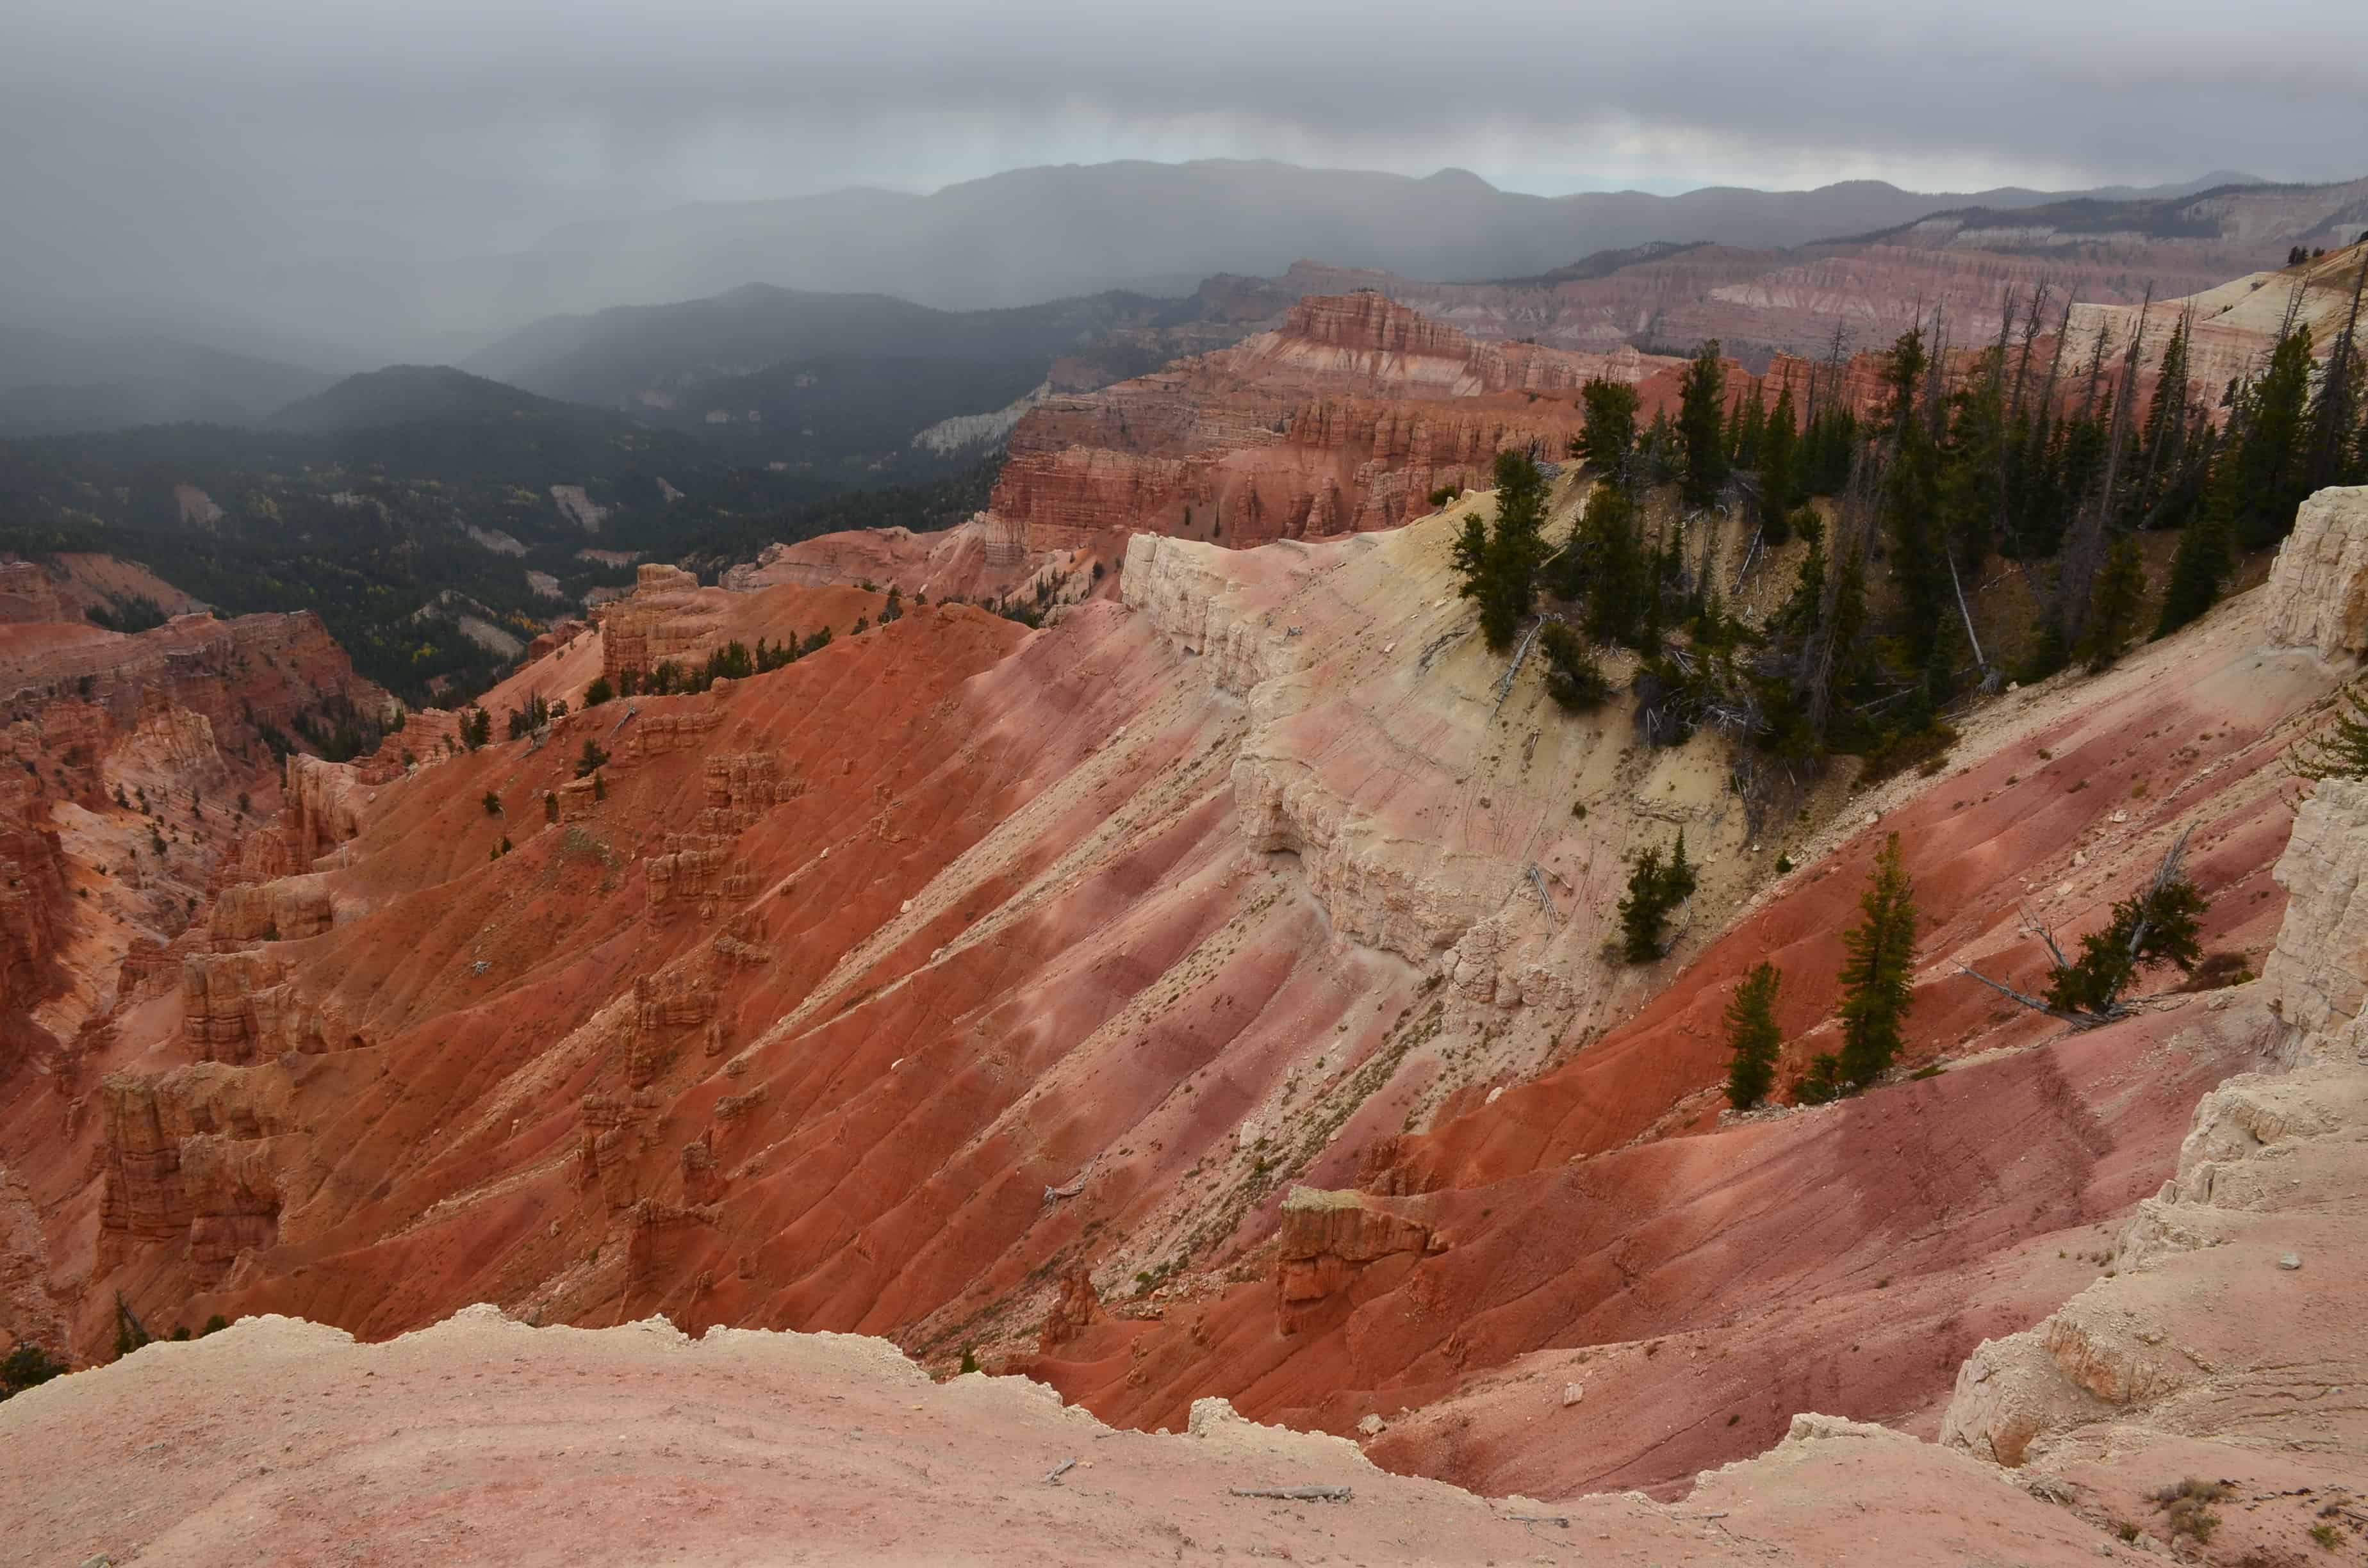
[2264, 486, 2368, 659]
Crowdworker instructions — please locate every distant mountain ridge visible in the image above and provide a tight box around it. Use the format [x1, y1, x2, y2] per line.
[436, 160, 2285, 327]
[468, 285, 1185, 407]
[0, 324, 336, 438]
[1845, 176, 2368, 247]
[265, 364, 572, 434]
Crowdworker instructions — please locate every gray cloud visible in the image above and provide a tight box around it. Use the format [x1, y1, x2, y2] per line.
[5, 0, 2363, 354]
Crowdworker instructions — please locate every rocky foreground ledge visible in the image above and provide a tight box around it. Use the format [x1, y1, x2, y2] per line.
[0, 1302, 2161, 1567]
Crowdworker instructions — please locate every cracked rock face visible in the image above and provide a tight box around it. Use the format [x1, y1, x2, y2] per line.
[2264, 485, 2368, 659]
[2262, 776, 2368, 1056]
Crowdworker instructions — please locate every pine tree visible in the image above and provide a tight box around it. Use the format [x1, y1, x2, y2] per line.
[2303, 249, 2367, 493]
[2153, 499, 2233, 639]
[1800, 405, 1859, 497]
[1677, 341, 1730, 508]
[1792, 1052, 1847, 1106]
[1640, 519, 1681, 650]
[1618, 831, 1700, 962]
[1618, 844, 1669, 961]
[2004, 291, 2078, 559]
[1722, 961, 1784, 1110]
[1571, 482, 1647, 648]
[1538, 622, 1611, 710]
[2055, 296, 2150, 662]
[1454, 450, 1553, 651]
[2233, 321, 2315, 549]
[1836, 833, 1918, 1088]
[1937, 350, 2007, 575]
[1574, 378, 1641, 483]
[1731, 375, 1767, 470]
[1775, 528, 1828, 637]
[2043, 878, 2208, 1015]
[1828, 545, 1870, 699]
[1640, 409, 1681, 487]
[2293, 676, 2368, 781]
[112, 1294, 151, 1361]
[1759, 375, 1800, 537]
[2078, 534, 2148, 671]
[1877, 328, 1949, 669]
[2133, 310, 2194, 525]
[1451, 512, 1489, 585]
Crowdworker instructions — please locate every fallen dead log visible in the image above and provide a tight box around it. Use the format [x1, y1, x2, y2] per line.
[1228, 1485, 1353, 1503]
[1041, 1158, 1094, 1205]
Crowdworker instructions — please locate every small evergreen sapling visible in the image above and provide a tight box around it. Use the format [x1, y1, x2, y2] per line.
[1835, 833, 1918, 1089]
[1572, 378, 1640, 482]
[1722, 961, 1784, 1109]
[2078, 534, 2148, 671]
[1617, 831, 1698, 962]
[1677, 341, 1730, 508]
[2292, 676, 2368, 781]
[1538, 622, 1611, 710]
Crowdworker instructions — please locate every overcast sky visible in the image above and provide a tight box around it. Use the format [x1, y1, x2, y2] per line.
[6, 0, 2364, 343]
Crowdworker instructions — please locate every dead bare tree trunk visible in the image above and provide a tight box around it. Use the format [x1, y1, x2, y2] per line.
[2057, 288, 2151, 652]
[2305, 245, 2368, 489]
[1923, 302, 1952, 447]
[2135, 304, 2194, 512]
[1807, 318, 1850, 426]
[1989, 284, 2023, 573]
[2034, 292, 2076, 446]
[1805, 446, 1879, 746]
[2009, 281, 2049, 424]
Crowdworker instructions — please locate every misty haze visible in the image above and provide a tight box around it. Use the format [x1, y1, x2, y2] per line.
[1, 1, 2365, 1563]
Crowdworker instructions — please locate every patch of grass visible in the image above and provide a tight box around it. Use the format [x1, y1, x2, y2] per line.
[2311, 1522, 2343, 1550]
[2151, 1478, 2228, 1543]
[2175, 950, 2256, 992]
[1, 1341, 69, 1397]
[1854, 723, 1959, 787]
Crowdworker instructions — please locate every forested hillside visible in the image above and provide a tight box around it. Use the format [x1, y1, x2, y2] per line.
[0, 377, 995, 705]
